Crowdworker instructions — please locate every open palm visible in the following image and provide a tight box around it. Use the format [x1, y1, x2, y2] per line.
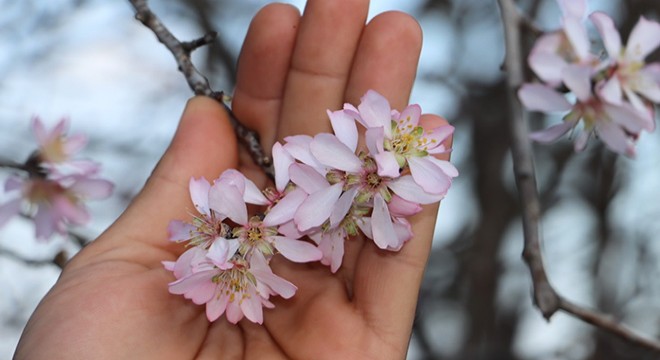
[15, 1, 450, 359]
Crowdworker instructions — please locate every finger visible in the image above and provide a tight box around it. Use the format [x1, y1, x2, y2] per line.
[339, 11, 423, 287]
[232, 3, 300, 168]
[72, 97, 239, 267]
[353, 114, 451, 347]
[277, 0, 369, 138]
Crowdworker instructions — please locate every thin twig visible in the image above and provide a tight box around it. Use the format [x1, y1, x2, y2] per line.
[127, 0, 274, 179]
[497, 0, 660, 354]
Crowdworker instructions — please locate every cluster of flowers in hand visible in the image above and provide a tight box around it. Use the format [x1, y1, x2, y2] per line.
[0, 118, 114, 240]
[518, 0, 660, 156]
[164, 90, 457, 324]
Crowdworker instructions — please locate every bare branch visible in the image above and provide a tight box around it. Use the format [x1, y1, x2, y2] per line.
[127, 0, 274, 178]
[497, 0, 660, 353]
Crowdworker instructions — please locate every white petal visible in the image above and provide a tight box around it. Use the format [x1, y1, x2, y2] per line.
[272, 142, 294, 193]
[590, 12, 622, 59]
[243, 177, 269, 206]
[273, 236, 322, 263]
[209, 182, 247, 225]
[283, 135, 323, 170]
[310, 133, 362, 173]
[288, 163, 329, 194]
[388, 176, 444, 205]
[562, 65, 593, 102]
[596, 121, 636, 157]
[563, 17, 590, 60]
[329, 187, 358, 228]
[371, 194, 397, 249]
[518, 84, 571, 112]
[597, 77, 622, 104]
[294, 183, 343, 231]
[625, 16, 660, 61]
[263, 188, 307, 227]
[358, 90, 392, 136]
[328, 109, 358, 152]
[407, 156, 452, 195]
[529, 121, 576, 143]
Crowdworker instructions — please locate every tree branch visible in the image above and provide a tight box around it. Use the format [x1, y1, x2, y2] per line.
[497, 0, 660, 354]
[127, 0, 274, 179]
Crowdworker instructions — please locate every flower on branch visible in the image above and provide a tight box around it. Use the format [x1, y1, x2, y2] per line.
[519, 0, 660, 156]
[0, 118, 113, 240]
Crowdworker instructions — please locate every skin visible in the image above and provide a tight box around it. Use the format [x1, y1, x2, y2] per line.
[14, 1, 452, 359]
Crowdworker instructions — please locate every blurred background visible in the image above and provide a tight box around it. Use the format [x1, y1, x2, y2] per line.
[1, 0, 659, 359]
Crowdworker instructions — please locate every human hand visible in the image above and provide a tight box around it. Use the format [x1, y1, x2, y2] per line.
[15, 0, 451, 359]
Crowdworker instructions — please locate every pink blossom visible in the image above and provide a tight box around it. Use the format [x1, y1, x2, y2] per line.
[590, 12, 660, 123]
[168, 250, 296, 324]
[519, 65, 652, 156]
[343, 90, 457, 195]
[0, 174, 113, 240]
[527, 0, 595, 86]
[31, 117, 99, 176]
[208, 176, 322, 263]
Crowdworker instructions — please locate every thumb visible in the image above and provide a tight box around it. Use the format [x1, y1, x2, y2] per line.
[72, 96, 239, 267]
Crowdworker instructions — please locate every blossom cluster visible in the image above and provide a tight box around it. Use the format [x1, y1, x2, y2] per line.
[0, 118, 114, 240]
[518, 0, 660, 156]
[165, 90, 457, 324]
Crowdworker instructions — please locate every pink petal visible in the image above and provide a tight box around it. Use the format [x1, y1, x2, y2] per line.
[225, 300, 244, 324]
[389, 217, 413, 251]
[388, 175, 445, 204]
[596, 121, 636, 157]
[396, 104, 421, 127]
[374, 151, 401, 177]
[53, 196, 89, 225]
[242, 177, 269, 206]
[263, 188, 307, 227]
[188, 177, 211, 214]
[294, 183, 343, 231]
[518, 84, 571, 112]
[423, 125, 454, 148]
[31, 117, 48, 145]
[172, 247, 207, 279]
[626, 16, 660, 61]
[33, 206, 57, 240]
[70, 178, 114, 200]
[318, 230, 344, 273]
[169, 271, 215, 305]
[603, 103, 652, 133]
[167, 220, 194, 242]
[597, 77, 622, 104]
[0, 198, 21, 228]
[636, 65, 660, 102]
[5, 176, 24, 192]
[288, 163, 329, 194]
[283, 135, 323, 170]
[562, 17, 590, 60]
[365, 127, 385, 156]
[407, 156, 452, 195]
[529, 120, 576, 143]
[590, 12, 622, 59]
[250, 252, 297, 298]
[371, 194, 397, 249]
[328, 109, 358, 152]
[574, 131, 591, 152]
[207, 238, 239, 268]
[206, 291, 229, 321]
[62, 134, 87, 155]
[217, 169, 246, 194]
[329, 187, 358, 228]
[562, 65, 593, 102]
[310, 133, 362, 173]
[272, 142, 293, 193]
[529, 51, 568, 86]
[273, 236, 322, 262]
[240, 292, 264, 324]
[277, 220, 308, 240]
[209, 182, 247, 225]
[357, 217, 373, 239]
[358, 90, 392, 137]
[388, 194, 422, 217]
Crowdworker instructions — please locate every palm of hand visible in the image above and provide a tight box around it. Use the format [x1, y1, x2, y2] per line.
[15, 1, 448, 359]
